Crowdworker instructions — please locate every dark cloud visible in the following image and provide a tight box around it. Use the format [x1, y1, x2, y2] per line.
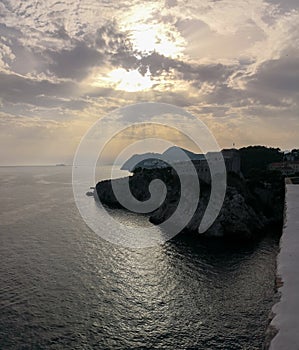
[48, 25, 71, 41]
[95, 21, 138, 70]
[203, 83, 243, 106]
[0, 23, 48, 76]
[235, 50, 299, 108]
[165, 0, 178, 8]
[247, 54, 299, 95]
[95, 21, 132, 52]
[0, 23, 21, 37]
[47, 41, 102, 80]
[45, 21, 139, 81]
[265, 0, 299, 12]
[138, 51, 235, 84]
[0, 72, 78, 106]
[195, 50, 299, 110]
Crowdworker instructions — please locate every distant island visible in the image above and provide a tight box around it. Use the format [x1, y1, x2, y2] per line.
[94, 146, 298, 241]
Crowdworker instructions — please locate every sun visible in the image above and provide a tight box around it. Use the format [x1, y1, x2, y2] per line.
[92, 68, 154, 92]
[108, 68, 153, 92]
[89, 6, 186, 93]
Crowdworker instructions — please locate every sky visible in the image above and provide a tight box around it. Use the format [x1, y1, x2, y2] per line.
[0, 0, 298, 165]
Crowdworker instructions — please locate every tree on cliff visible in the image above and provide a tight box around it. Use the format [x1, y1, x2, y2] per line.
[239, 146, 283, 177]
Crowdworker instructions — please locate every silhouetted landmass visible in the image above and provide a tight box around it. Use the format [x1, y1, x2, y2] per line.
[95, 145, 286, 242]
[239, 146, 283, 176]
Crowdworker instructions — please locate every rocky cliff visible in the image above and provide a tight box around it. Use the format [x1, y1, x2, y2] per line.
[95, 168, 284, 241]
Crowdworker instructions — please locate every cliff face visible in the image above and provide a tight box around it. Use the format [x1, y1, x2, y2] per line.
[179, 186, 266, 239]
[95, 168, 284, 241]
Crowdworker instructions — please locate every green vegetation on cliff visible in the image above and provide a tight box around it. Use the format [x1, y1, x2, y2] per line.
[239, 146, 283, 176]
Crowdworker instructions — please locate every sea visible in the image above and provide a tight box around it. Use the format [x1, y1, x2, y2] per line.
[0, 166, 279, 349]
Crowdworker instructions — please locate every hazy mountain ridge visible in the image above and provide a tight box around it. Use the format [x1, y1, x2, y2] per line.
[121, 146, 205, 171]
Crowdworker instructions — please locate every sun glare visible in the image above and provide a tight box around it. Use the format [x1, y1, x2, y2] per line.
[129, 23, 184, 58]
[90, 6, 186, 93]
[93, 68, 153, 92]
[120, 6, 186, 59]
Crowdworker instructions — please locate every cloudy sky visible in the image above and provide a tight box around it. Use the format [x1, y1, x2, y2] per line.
[0, 0, 298, 165]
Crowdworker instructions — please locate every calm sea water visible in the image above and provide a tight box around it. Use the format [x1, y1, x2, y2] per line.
[0, 166, 278, 349]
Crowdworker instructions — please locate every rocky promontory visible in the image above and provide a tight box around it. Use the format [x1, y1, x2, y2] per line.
[95, 165, 285, 241]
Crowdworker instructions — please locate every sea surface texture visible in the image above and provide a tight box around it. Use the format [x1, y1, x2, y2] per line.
[0, 166, 278, 349]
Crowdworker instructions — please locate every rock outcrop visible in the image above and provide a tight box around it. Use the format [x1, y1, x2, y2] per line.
[95, 168, 284, 241]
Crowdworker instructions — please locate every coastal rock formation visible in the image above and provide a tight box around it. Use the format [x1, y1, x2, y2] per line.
[95, 168, 284, 241]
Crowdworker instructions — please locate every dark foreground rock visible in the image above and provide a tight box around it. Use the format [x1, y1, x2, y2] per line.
[95, 168, 284, 241]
